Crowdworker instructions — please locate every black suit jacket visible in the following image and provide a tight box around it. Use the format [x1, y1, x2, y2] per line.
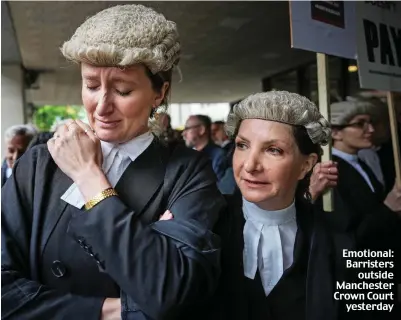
[1, 140, 225, 320]
[221, 140, 234, 153]
[377, 136, 400, 195]
[317, 156, 401, 319]
[1, 159, 8, 187]
[330, 156, 400, 246]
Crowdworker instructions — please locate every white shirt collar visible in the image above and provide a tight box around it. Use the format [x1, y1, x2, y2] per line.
[243, 198, 296, 225]
[221, 140, 231, 148]
[100, 131, 154, 161]
[242, 198, 297, 296]
[332, 148, 358, 163]
[6, 166, 12, 179]
[61, 131, 154, 209]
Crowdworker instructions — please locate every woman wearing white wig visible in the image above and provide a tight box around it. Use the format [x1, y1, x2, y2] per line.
[1, 5, 224, 320]
[328, 98, 401, 320]
[209, 91, 380, 320]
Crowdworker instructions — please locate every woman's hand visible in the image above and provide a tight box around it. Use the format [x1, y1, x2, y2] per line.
[309, 161, 338, 202]
[384, 183, 401, 214]
[159, 210, 173, 220]
[48, 119, 101, 179]
[101, 298, 121, 320]
[48, 119, 111, 201]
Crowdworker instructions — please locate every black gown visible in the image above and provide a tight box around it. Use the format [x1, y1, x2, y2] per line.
[212, 190, 400, 320]
[213, 193, 313, 320]
[1, 140, 225, 320]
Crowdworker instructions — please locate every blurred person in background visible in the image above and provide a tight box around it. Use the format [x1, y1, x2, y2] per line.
[212, 121, 233, 152]
[2, 124, 37, 186]
[358, 97, 389, 189]
[330, 98, 401, 221]
[356, 92, 401, 195]
[212, 120, 236, 193]
[157, 112, 173, 138]
[157, 111, 183, 149]
[183, 115, 228, 180]
[329, 98, 401, 319]
[173, 129, 183, 141]
[376, 96, 401, 194]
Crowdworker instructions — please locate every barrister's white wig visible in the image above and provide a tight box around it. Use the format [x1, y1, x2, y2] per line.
[330, 97, 375, 126]
[226, 91, 331, 146]
[61, 4, 180, 74]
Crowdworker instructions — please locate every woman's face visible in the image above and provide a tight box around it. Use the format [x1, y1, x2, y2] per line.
[332, 114, 374, 153]
[81, 63, 167, 143]
[233, 119, 317, 211]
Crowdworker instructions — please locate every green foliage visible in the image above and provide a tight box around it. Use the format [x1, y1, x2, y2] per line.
[33, 105, 86, 131]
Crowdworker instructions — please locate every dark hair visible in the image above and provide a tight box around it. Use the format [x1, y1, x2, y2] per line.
[27, 131, 54, 150]
[213, 120, 225, 126]
[145, 67, 173, 118]
[194, 115, 212, 137]
[16, 128, 30, 136]
[292, 126, 322, 202]
[5, 125, 36, 143]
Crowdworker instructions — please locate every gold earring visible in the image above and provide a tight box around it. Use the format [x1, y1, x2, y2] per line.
[150, 105, 158, 119]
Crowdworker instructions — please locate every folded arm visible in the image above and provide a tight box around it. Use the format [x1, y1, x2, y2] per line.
[67, 152, 225, 319]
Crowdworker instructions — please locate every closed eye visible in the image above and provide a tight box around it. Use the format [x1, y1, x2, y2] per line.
[116, 90, 132, 97]
[86, 85, 99, 91]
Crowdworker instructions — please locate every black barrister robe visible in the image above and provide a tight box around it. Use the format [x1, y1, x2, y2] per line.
[211, 194, 313, 320]
[1, 139, 225, 320]
[210, 188, 400, 320]
[1, 159, 8, 187]
[325, 156, 401, 319]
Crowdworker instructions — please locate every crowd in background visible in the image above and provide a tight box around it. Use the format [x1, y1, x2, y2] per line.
[3, 94, 401, 198]
[1, 2, 401, 318]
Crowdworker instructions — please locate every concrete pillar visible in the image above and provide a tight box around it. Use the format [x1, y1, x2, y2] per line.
[1, 64, 26, 158]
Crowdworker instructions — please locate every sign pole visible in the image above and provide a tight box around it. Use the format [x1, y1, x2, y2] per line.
[386, 92, 401, 188]
[317, 53, 334, 212]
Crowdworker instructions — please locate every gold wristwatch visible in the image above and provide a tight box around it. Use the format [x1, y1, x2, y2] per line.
[85, 188, 118, 210]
